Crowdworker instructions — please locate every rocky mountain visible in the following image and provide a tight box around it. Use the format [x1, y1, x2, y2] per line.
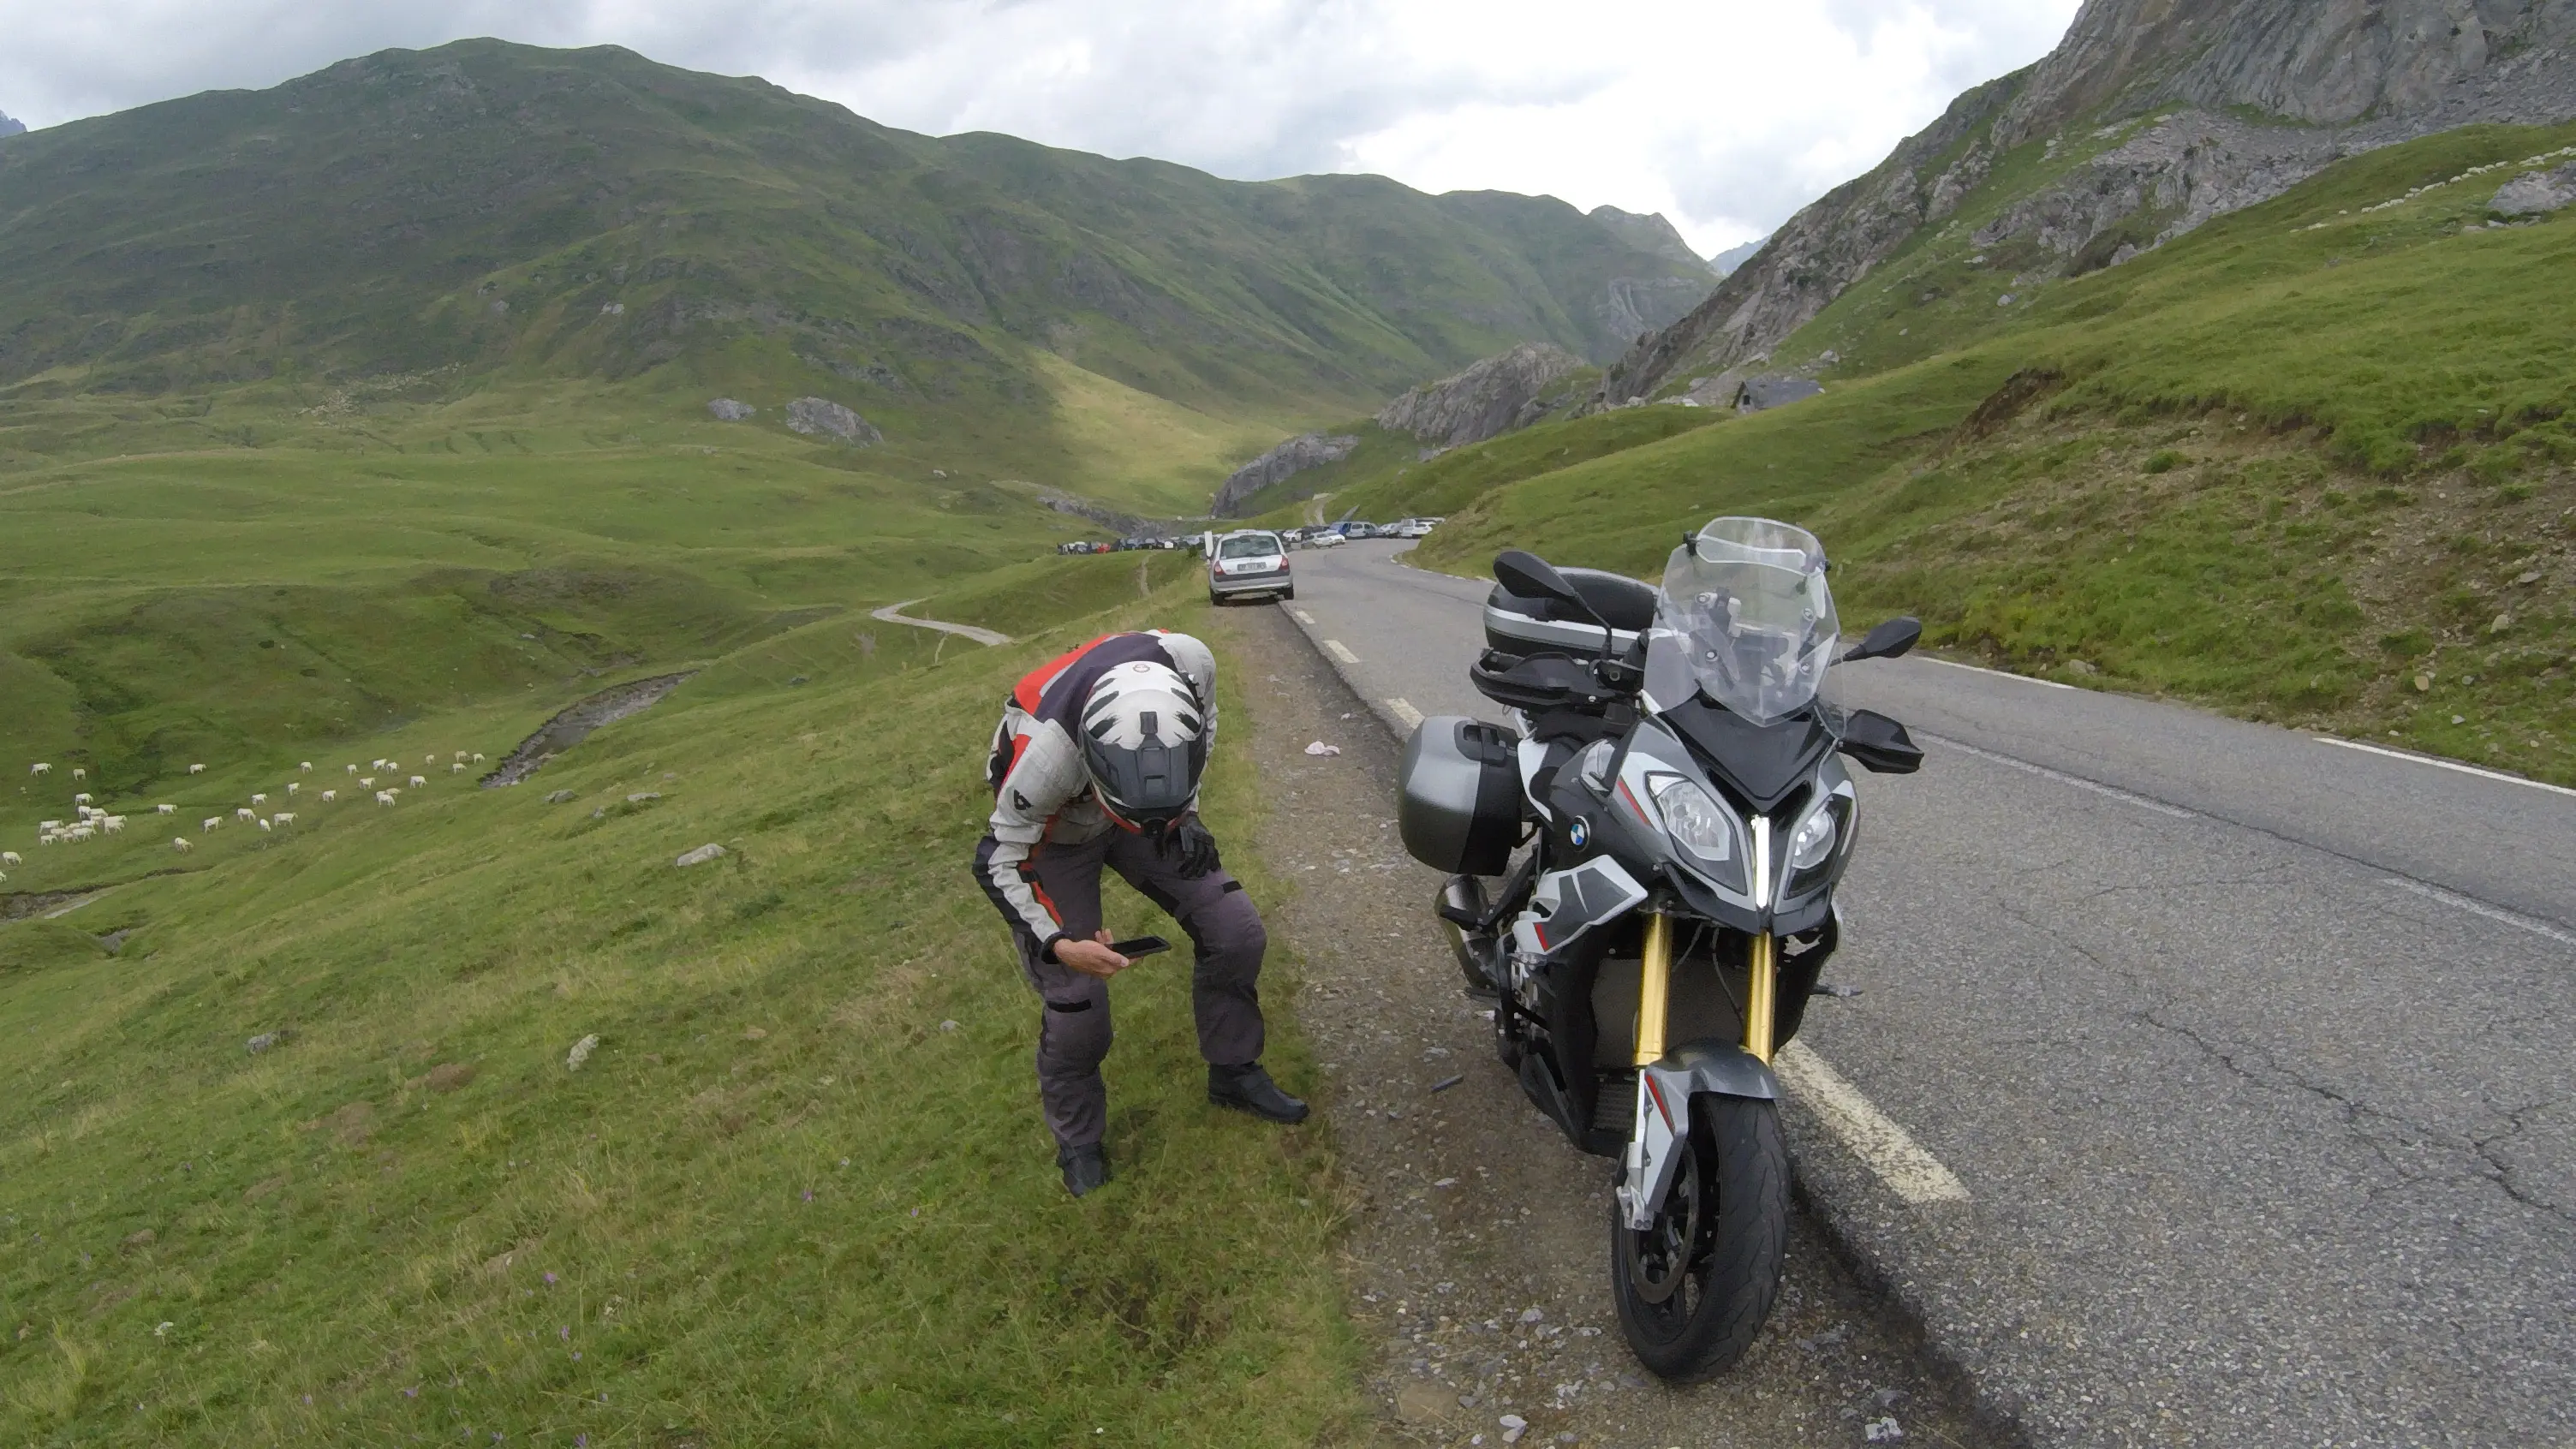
[0, 112, 25, 138]
[1377, 343, 1586, 451]
[1209, 432, 1363, 516]
[1710, 239, 1763, 277]
[0, 41, 1714, 423]
[1599, 0, 2576, 406]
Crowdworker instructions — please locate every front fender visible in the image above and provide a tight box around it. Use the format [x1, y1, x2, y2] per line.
[1620, 1039, 1779, 1230]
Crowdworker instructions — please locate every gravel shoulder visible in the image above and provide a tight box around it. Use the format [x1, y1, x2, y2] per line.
[1210, 602, 1995, 1449]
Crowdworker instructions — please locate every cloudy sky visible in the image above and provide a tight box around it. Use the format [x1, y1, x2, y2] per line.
[0, 0, 2082, 254]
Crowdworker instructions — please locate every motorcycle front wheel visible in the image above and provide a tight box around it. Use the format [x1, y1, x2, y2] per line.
[1609, 1093, 1786, 1380]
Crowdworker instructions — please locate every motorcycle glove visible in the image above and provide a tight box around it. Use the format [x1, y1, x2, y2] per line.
[1160, 816, 1222, 880]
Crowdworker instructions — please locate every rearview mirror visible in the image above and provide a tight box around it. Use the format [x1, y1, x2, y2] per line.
[1494, 550, 1593, 617]
[1840, 616, 1922, 664]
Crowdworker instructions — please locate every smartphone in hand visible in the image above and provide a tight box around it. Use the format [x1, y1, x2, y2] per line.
[1108, 935, 1172, 960]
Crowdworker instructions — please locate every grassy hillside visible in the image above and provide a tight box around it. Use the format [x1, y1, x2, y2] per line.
[0, 40, 1714, 495]
[1416, 121, 2576, 784]
[0, 574, 1360, 1445]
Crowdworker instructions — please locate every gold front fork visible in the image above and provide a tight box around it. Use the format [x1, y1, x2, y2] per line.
[1744, 932, 1778, 1064]
[1634, 912, 1673, 1067]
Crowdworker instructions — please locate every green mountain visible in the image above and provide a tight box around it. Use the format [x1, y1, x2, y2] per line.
[0, 39, 1712, 453]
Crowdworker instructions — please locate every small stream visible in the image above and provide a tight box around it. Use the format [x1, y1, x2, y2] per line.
[480, 671, 698, 787]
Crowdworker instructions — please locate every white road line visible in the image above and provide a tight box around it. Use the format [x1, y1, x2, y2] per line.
[1776, 1042, 1970, 1205]
[2382, 878, 2576, 948]
[1291, 608, 1317, 626]
[1323, 639, 1360, 665]
[2317, 736, 2576, 802]
[1386, 698, 1424, 728]
[1922, 733, 2197, 820]
[1922, 656, 2078, 691]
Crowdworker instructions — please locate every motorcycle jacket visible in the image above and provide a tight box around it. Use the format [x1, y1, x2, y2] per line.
[975, 630, 1219, 957]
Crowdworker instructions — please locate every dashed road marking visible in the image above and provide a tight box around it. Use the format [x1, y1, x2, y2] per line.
[1291, 608, 1317, 626]
[1386, 698, 1424, 728]
[2383, 878, 2576, 948]
[1923, 733, 2196, 820]
[1922, 656, 2078, 691]
[2317, 736, 2576, 802]
[1323, 640, 1360, 665]
[1776, 1042, 1970, 1205]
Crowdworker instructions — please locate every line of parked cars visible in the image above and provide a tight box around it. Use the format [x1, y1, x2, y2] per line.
[1278, 516, 1440, 548]
[1057, 536, 1194, 554]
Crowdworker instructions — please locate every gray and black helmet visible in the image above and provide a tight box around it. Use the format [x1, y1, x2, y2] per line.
[1080, 660, 1208, 828]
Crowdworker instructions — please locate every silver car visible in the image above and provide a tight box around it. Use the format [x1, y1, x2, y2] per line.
[1207, 530, 1293, 604]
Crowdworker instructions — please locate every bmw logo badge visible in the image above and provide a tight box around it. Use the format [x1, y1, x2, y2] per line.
[1568, 818, 1589, 850]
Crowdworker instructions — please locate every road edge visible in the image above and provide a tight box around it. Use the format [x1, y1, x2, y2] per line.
[1257, 593, 2042, 1449]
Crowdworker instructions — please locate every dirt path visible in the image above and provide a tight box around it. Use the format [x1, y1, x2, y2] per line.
[869, 599, 1013, 647]
[1214, 603, 1986, 1449]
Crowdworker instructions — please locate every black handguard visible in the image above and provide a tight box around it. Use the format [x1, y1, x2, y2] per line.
[1163, 816, 1222, 880]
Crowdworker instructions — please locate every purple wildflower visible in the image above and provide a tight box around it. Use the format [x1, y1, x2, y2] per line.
[802, 1190, 814, 1202]
[558, 1326, 569, 1340]
[404, 1386, 420, 1398]
[302, 1395, 313, 1406]
[543, 1271, 558, 1285]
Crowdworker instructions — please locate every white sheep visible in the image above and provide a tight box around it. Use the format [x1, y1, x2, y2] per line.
[258, 818, 272, 832]
[408, 775, 426, 788]
[1, 851, 19, 866]
[188, 763, 206, 775]
[472, 753, 486, 763]
[299, 761, 313, 772]
[360, 777, 377, 789]
[71, 767, 86, 780]
[39, 820, 62, 831]
[157, 803, 176, 815]
[101, 816, 126, 834]
[203, 817, 222, 832]
[375, 790, 397, 807]
[346, 764, 359, 775]
[74, 792, 92, 806]
[272, 812, 295, 826]
[287, 783, 300, 796]
[68, 825, 94, 841]
[29, 763, 48, 777]
[320, 790, 337, 802]
[173, 837, 192, 852]
[251, 793, 267, 805]
[450, 762, 467, 773]
[371, 758, 389, 770]
[236, 807, 256, 822]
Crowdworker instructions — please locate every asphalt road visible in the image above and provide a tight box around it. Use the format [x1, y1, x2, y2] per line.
[1269, 539, 2576, 1449]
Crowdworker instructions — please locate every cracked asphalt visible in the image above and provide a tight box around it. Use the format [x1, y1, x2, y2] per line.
[1264, 540, 2576, 1449]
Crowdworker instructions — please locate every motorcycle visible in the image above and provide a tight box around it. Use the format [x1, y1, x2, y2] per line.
[1394, 516, 1924, 1380]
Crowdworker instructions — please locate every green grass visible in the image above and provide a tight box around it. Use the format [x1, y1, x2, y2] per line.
[910, 552, 1208, 639]
[0, 578, 1363, 1445]
[1416, 122, 2576, 784]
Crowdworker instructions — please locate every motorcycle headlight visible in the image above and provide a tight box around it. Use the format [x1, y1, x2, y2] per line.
[1646, 773, 1747, 893]
[1788, 805, 1837, 871]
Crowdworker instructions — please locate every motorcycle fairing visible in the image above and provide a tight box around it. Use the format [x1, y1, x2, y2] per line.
[1661, 697, 1838, 815]
[1511, 856, 1648, 956]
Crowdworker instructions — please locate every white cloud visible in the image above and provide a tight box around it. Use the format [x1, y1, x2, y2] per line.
[0, 0, 2081, 256]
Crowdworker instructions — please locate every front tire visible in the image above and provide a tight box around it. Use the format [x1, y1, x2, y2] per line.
[1611, 1094, 1786, 1380]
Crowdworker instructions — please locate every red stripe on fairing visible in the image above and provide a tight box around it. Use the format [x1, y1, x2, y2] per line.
[1616, 778, 1649, 824]
[1533, 920, 1550, 951]
[1644, 1072, 1673, 1126]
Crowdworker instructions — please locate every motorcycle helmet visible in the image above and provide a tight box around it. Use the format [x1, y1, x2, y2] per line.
[1080, 660, 1208, 829]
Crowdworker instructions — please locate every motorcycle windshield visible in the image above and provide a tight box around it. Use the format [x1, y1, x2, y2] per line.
[1646, 517, 1838, 727]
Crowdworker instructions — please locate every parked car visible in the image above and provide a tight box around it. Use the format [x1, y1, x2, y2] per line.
[1207, 529, 1292, 605]
[1308, 528, 1346, 548]
[1391, 516, 1440, 538]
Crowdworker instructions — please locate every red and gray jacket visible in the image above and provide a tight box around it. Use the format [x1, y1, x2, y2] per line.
[973, 630, 1218, 957]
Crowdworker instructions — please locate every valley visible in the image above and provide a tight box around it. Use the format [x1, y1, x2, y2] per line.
[5, 4, 2575, 1445]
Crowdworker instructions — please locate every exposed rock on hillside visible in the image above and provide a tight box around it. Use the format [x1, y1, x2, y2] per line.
[1211, 433, 1361, 517]
[784, 397, 880, 445]
[1711, 239, 1765, 277]
[1377, 343, 1585, 450]
[706, 398, 755, 421]
[1597, 0, 2576, 408]
[1588, 206, 1719, 275]
[2493, 160, 2576, 214]
[0, 112, 25, 139]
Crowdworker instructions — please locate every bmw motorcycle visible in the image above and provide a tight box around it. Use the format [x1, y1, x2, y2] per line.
[1395, 516, 1924, 1380]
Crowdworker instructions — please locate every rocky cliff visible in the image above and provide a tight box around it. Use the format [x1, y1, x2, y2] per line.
[1598, 0, 2576, 407]
[1377, 343, 1587, 452]
[1210, 432, 1362, 517]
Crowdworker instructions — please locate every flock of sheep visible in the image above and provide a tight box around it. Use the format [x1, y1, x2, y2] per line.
[9, 753, 487, 881]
